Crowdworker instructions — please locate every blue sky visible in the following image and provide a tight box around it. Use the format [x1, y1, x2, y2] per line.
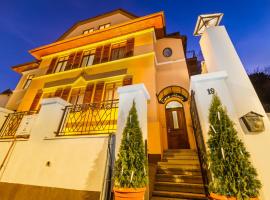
[0, 0, 270, 91]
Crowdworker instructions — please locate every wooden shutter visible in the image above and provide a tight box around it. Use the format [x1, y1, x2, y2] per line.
[101, 44, 111, 63]
[46, 57, 58, 74]
[54, 88, 63, 97]
[83, 83, 94, 104]
[72, 51, 83, 69]
[125, 38, 135, 57]
[30, 90, 43, 111]
[65, 53, 76, 71]
[123, 76, 133, 86]
[93, 82, 104, 102]
[61, 87, 71, 101]
[93, 46, 103, 65]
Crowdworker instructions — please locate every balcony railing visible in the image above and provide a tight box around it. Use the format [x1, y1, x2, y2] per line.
[0, 111, 37, 139]
[56, 100, 119, 136]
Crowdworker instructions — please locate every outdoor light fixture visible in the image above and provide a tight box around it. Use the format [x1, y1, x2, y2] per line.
[194, 13, 224, 36]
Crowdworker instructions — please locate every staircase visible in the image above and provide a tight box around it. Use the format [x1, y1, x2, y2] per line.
[152, 149, 208, 200]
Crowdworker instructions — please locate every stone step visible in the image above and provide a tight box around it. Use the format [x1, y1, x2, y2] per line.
[163, 152, 198, 157]
[157, 167, 202, 176]
[158, 164, 200, 170]
[155, 174, 203, 184]
[152, 190, 207, 200]
[151, 197, 189, 200]
[162, 155, 199, 160]
[154, 182, 205, 194]
[160, 159, 200, 165]
[164, 149, 197, 153]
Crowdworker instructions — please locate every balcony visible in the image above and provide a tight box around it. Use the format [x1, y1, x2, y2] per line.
[56, 100, 119, 136]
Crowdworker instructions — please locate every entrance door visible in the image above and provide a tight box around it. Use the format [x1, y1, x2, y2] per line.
[165, 101, 190, 149]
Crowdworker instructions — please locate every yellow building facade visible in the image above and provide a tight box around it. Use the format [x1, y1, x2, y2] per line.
[7, 9, 197, 157]
[0, 9, 208, 199]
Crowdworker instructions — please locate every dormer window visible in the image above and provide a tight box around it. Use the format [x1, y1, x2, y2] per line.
[83, 28, 94, 34]
[99, 23, 110, 30]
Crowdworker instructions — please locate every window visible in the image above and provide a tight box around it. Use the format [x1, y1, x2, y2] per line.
[103, 81, 122, 101]
[54, 56, 69, 73]
[99, 23, 110, 30]
[23, 74, 34, 89]
[172, 111, 179, 129]
[80, 50, 95, 68]
[110, 42, 127, 61]
[42, 92, 54, 99]
[69, 88, 85, 105]
[83, 28, 94, 34]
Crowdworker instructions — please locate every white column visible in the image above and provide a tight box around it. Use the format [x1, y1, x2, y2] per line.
[31, 98, 70, 139]
[198, 26, 270, 199]
[0, 107, 13, 128]
[200, 26, 267, 119]
[115, 84, 150, 156]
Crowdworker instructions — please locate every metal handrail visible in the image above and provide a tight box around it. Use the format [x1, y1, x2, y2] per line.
[190, 90, 211, 195]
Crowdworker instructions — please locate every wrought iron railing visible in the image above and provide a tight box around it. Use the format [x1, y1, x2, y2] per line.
[101, 134, 116, 200]
[0, 111, 36, 139]
[56, 100, 119, 136]
[190, 90, 211, 195]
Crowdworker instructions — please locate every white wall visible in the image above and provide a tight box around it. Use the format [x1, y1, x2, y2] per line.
[0, 98, 108, 192]
[196, 25, 270, 200]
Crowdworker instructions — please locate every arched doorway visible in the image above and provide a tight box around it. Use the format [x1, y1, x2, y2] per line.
[165, 101, 190, 149]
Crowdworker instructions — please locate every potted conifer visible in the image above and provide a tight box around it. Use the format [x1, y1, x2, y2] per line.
[207, 94, 261, 200]
[113, 102, 148, 200]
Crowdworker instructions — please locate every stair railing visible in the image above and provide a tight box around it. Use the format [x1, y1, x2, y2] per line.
[190, 90, 211, 195]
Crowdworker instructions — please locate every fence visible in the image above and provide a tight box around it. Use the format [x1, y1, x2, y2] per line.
[0, 111, 36, 139]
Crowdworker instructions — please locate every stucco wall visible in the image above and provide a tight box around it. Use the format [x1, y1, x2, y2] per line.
[198, 26, 270, 200]
[63, 13, 133, 40]
[154, 37, 196, 151]
[0, 98, 109, 193]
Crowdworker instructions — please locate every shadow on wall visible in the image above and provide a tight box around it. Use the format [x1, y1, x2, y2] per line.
[84, 136, 108, 200]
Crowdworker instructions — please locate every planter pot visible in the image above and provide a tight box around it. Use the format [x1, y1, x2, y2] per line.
[114, 187, 146, 200]
[210, 193, 259, 200]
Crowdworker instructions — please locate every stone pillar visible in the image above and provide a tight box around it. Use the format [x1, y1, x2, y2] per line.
[31, 98, 70, 139]
[115, 84, 150, 156]
[197, 26, 270, 199]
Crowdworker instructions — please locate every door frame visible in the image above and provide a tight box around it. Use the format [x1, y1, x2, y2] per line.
[165, 100, 190, 149]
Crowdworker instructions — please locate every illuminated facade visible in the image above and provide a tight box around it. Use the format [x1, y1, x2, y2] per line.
[0, 9, 205, 200]
[7, 9, 197, 155]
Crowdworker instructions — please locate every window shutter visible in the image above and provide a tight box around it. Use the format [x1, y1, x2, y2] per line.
[61, 87, 71, 101]
[101, 44, 111, 63]
[125, 38, 135, 57]
[93, 82, 104, 102]
[93, 46, 103, 65]
[30, 90, 43, 111]
[54, 88, 63, 97]
[83, 83, 94, 104]
[72, 51, 83, 69]
[123, 76, 133, 86]
[65, 53, 76, 71]
[46, 57, 58, 74]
